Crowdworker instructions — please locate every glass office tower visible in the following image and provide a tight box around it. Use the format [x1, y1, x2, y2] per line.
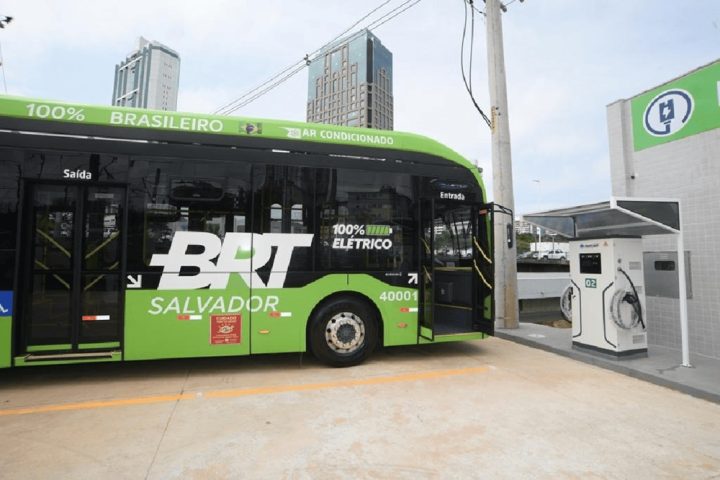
[112, 37, 181, 111]
[307, 29, 393, 130]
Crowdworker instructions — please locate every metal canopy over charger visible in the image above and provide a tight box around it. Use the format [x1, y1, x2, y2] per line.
[523, 197, 680, 239]
[523, 197, 690, 367]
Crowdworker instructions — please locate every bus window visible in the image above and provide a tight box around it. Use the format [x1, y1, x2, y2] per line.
[253, 166, 314, 236]
[0, 149, 20, 289]
[144, 202, 249, 265]
[270, 203, 282, 233]
[432, 206, 473, 267]
[233, 215, 246, 232]
[253, 165, 314, 274]
[170, 178, 225, 202]
[316, 169, 417, 272]
[291, 204, 305, 233]
[130, 158, 252, 268]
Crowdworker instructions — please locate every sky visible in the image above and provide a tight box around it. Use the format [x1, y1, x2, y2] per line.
[1, 0, 718, 216]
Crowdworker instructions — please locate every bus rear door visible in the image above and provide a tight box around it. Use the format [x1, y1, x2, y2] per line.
[17, 181, 126, 360]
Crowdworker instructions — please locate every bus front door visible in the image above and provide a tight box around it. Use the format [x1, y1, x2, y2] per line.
[19, 182, 126, 357]
[420, 200, 488, 339]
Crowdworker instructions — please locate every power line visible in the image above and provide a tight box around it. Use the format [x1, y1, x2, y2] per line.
[213, 0, 422, 116]
[478, 0, 521, 14]
[312, 0, 396, 63]
[218, 63, 307, 116]
[469, 1, 476, 92]
[471, 3, 485, 17]
[215, 0, 421, 115]
[367, 0, 422, 30]
[460, 1, 492, 128]
[213, 0, 395, 116]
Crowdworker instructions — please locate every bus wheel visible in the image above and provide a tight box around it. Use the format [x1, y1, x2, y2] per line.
[309, 297, 378, 367]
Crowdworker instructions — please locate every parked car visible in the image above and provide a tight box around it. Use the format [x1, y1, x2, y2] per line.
[518, 251, 539, 260]
[541, 249, 567, 261]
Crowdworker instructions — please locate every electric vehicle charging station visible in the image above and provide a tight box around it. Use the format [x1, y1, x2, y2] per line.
[569, 237, 647, 356]
[525, 197, 691, 365]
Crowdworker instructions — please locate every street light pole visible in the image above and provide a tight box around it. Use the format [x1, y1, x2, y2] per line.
[486, 0, 518, 329]
[532, 179, 541, 254]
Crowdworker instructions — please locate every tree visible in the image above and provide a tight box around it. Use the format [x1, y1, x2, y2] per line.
[516, 233, 534, 254]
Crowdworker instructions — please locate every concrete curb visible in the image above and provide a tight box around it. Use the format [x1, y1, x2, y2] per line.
[495, 331, 720, 405]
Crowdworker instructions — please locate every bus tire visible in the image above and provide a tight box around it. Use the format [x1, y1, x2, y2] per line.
[309, 296, 378, 367]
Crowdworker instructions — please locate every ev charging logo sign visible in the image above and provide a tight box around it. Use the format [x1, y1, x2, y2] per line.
[150, 232, 313, 290]
[643, 89, 694, 137]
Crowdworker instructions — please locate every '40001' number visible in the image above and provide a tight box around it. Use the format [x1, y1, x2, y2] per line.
[379, 291, 418, 302]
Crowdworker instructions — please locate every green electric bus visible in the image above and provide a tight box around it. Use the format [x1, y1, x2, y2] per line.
[0, 96, 494, 368]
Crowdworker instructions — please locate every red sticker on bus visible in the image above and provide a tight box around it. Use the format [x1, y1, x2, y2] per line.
[210, 314, 241, 345]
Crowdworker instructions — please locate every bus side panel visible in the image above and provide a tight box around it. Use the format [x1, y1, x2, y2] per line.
[0, 314, 10, 368]
[249, 273, 419, 354]
[122, 273, 415, 358]
[123, 276, 251, 361]
[249, 273, 342, 355]
[347, 274, 418, 347]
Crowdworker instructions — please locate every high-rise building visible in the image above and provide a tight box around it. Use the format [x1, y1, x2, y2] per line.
[112, 37, 180, 111]
[514, 219, 535, 235]
[307, 29, 393, 130]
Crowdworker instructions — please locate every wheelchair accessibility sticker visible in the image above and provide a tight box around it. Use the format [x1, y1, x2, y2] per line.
[0, 291, 12, 316]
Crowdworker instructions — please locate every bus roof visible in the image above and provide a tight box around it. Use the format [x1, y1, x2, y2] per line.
[0, 95, 480, 174]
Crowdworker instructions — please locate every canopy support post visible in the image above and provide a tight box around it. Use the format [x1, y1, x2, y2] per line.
[676, 222, 692, 367]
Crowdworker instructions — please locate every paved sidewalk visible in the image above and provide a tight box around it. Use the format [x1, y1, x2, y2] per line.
[497, 322, 720, 404]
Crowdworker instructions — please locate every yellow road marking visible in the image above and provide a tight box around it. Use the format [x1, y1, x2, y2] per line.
[0, 393, 197, 417]
[206, 366, 489, 398]
[0, 366, 489, 417]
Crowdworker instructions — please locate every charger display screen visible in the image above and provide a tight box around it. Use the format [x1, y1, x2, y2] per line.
[579, 253, 602, 274]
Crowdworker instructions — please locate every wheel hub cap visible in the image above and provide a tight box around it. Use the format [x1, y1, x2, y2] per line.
[325, 312, 365, 353]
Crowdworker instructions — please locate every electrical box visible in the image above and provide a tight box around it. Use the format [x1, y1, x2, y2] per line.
[643, 251, 693, 299]
[569, 238, 647, 357]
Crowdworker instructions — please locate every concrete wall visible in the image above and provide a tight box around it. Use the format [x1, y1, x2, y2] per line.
[517, 272, 570, 300]
[607, 101, 720, 359]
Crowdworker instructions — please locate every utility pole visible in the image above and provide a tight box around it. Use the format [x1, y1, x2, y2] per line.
[486, 0, 518, 329]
